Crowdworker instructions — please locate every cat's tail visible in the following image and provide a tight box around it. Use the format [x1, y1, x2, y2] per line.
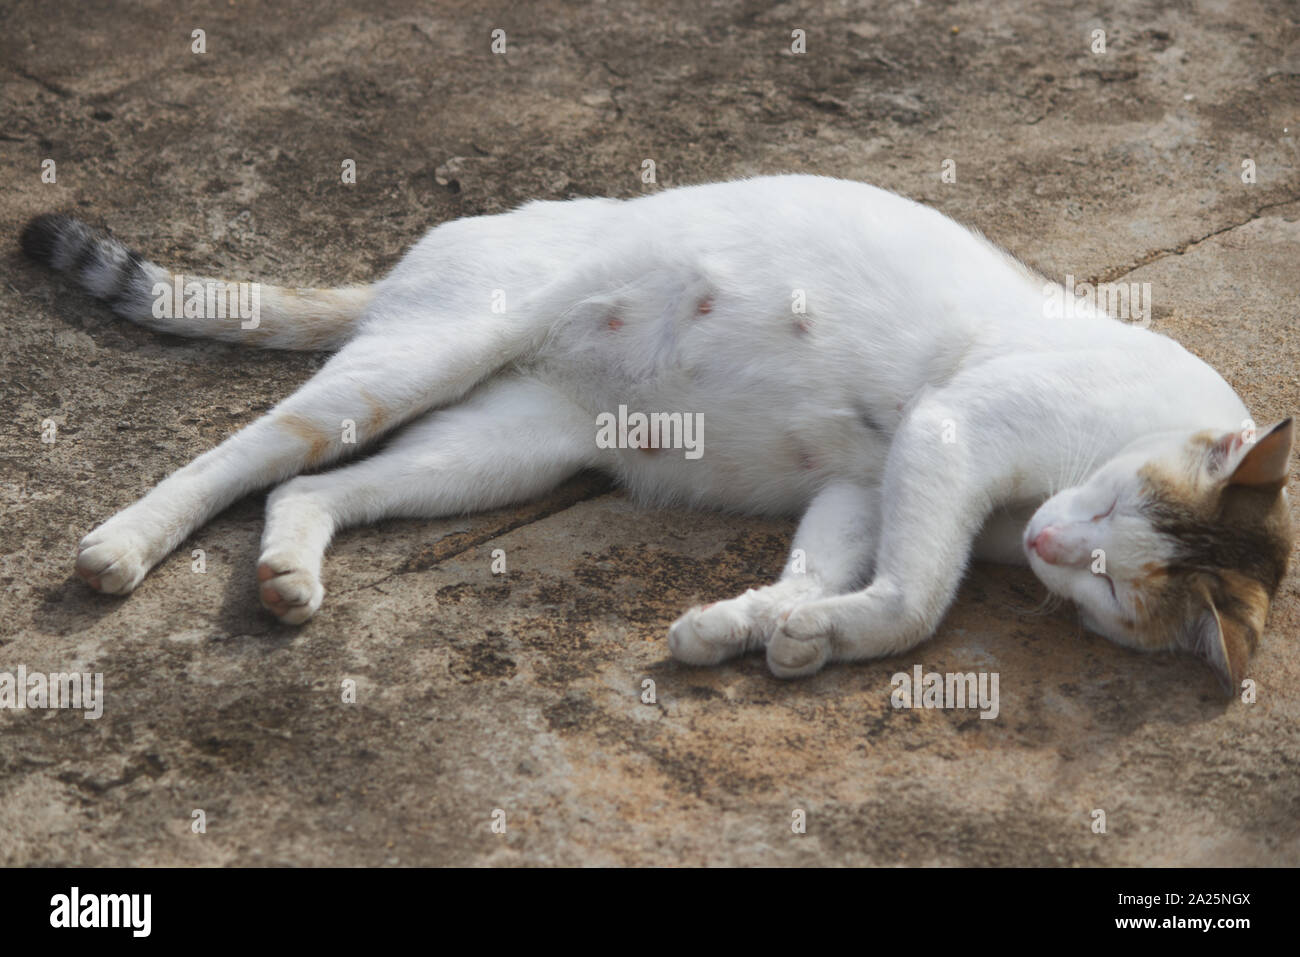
[19, 213, 373, 350]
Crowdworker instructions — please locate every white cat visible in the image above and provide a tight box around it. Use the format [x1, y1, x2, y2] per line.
[22, 175, 1292, 692]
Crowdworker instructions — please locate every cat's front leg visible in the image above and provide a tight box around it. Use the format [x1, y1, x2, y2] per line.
[668, 481, 878, 666]
[766, 397, 999, 678]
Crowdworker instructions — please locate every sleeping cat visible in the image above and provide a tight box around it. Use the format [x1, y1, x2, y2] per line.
[20, 175, 1292, 693]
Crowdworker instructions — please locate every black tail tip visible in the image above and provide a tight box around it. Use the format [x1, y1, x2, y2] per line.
[20, 212, 79, 266]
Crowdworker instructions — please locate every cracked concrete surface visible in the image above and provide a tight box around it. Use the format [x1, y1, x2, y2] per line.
[2, 0, 1298, 865]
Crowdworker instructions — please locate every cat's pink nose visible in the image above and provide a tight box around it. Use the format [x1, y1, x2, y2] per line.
[1029, 526, 1065, 564]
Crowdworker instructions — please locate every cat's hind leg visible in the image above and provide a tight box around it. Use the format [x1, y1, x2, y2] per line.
[256, 374, 599, 623]
[75, 312, 537, 596]
[667, 481, 879, 666]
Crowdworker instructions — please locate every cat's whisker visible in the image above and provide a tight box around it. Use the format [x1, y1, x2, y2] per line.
[1006, 587, 1065, 619]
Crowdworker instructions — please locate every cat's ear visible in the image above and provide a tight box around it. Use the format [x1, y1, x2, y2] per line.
[1209, 418, 1293, 489]
[1177, 583, 1262, 696]
[1178, 601, 1245, 696]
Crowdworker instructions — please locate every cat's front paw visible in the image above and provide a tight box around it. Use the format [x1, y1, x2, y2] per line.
[75, 523, 156, 594]
[766, 607, 833, 678]
[668, 600, 760, 665]
[257, 554, 324, 625]
[669, 582, 822, 667]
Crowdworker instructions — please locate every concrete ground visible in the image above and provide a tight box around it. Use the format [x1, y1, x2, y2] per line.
[1, 0, 1298, 866]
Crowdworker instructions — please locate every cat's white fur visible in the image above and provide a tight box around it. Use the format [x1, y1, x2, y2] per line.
[48, 176, 1267, 677]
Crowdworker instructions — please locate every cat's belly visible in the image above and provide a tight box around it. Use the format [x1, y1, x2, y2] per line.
[524, 309, 912, 513]
[603, 414, 889, 514]
[532, 361, 894, 514]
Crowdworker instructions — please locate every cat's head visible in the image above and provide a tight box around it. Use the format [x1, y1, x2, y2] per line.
[1024, 419, 1293, 694]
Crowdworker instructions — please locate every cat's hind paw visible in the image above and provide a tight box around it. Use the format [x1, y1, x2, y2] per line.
[75, 526, 154, 595]
[766, 607, 833, 678]
[257, 555, 324, 625]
